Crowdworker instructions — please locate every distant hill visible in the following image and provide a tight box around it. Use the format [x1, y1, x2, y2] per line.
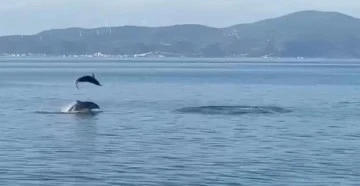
[2, 10, 360, 58]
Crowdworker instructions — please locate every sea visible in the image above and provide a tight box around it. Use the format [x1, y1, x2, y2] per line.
[0, 57, 359, 185]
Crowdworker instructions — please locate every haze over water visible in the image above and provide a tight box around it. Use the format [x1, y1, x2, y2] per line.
[0, 58, 359, 185]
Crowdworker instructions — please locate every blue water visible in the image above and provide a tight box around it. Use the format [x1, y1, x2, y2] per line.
[0, 58, 360, 185]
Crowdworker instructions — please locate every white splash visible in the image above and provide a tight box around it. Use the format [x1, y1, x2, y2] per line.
[61, 102, 76, 113]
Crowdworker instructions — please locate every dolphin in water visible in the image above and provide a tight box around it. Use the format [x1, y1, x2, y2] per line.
[67, 100, 100, 113]
[75, 73, 102, 89]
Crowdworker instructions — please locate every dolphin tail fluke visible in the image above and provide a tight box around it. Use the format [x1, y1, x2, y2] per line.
[75, 81, 79, 89]
[67, 104, 75, 112]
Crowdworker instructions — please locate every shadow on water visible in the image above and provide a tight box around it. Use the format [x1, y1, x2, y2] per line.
[73, 114, 98, 138]
[175, 105, 292, 115]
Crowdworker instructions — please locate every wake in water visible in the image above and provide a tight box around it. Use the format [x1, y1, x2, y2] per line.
[175, 105, 292, 115]
[34, 101, 102, 115]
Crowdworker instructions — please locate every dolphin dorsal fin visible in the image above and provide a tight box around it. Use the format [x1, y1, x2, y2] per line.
[92, 73, 95, 78]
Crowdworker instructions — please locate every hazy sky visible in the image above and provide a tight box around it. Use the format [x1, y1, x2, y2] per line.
[1, 0, 359, 36]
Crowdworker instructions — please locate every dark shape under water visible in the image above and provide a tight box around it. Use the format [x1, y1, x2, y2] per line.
[75, 73, 102, 89]
[175, 105, 292, 115]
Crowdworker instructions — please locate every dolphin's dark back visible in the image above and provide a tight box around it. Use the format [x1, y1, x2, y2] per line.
[68, 101, 100, 112]
[84, 101, 100, 109]
[76, 101, 100, 110]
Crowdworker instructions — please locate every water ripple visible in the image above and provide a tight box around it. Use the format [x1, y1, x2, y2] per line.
[175, 105, 292, 115]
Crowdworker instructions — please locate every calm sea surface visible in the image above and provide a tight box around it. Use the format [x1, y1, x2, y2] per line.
[0, 58, 360, 185]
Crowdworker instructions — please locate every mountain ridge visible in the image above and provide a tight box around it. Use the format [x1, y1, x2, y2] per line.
[2, 10, 360, 58]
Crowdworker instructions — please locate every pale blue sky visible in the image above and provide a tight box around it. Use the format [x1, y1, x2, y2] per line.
[1, 0, 359, 35]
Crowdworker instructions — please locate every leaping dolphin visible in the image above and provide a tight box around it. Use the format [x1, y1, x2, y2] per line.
[67, 100, 100, 113]
[75, 73, 102, 89]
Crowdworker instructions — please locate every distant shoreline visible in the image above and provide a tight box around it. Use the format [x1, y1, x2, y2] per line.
[1, 55, 360, 63]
